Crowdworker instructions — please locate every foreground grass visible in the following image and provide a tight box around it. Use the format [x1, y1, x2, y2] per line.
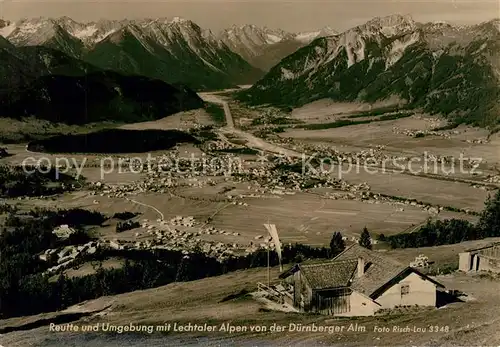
[3, 266, 498, 346]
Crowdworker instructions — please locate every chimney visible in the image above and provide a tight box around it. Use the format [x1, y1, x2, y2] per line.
[357, 257, 365, 277]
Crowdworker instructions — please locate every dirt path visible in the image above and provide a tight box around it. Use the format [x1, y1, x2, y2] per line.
[125, 197, 164, 221]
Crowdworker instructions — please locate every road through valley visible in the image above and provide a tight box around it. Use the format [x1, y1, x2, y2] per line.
[198, 91, 302, 159]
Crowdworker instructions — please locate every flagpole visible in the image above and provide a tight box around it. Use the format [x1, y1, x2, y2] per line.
[267, 243, 270, 287]
[267, 218, 270, 287]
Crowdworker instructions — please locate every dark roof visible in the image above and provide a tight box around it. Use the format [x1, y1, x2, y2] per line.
[279, 264, 299, 279]
[465, 242, 500, 252]
[333, 244, 444, 298]
[298, 259, 358, 290]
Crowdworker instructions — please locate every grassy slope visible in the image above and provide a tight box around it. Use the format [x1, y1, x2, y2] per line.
[0, 117, 117, 144]
[0, 45, 100, 93]
[3, 261, 500, 345]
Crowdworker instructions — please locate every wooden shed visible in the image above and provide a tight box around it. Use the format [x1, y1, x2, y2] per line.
[280, 259, 360, 315]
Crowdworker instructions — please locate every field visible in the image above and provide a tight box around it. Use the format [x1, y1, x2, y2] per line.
[209, 192, 476, 245]
[289, 97, 407, 122]
[326, 166, 490, 212]
[4, 184, 476, 250]
[119, 109, 214, 131]
[283, 101, 499, 168]
[0, 99, 492, 246]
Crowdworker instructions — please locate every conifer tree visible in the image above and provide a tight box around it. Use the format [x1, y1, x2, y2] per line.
[478, 190, 500, 238]
[359, 227, 372, 250]
[329, 232, 345, 258]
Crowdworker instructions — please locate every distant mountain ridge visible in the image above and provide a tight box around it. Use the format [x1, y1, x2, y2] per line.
[218, 24, 338, 71]
[0, 44, 99, 91]
[0, 17, 264, 90]
[0, 17, 338, 80]
[239, 15, 500, 126]
[0, 31, 205, 125]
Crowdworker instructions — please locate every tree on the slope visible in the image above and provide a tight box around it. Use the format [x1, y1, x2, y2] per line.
[478, 190, 500, 238]
[329, 231, 345, 258]
[359, 227, 372, 250]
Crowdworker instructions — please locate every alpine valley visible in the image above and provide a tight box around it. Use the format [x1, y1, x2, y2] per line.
[0, 15, 498, 125]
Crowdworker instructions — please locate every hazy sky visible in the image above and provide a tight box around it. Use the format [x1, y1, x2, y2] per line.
[1, 0, 498, 32]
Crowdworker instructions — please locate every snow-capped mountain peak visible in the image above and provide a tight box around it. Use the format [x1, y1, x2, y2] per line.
[71, 25, 99, 40]
[295, 31, 321, 43]
[363, 14, 417, 38]
[366, 14, 415, 28]
[3, 18, 63, 45]
[295, 26, 338, 43]
[0, 17, 125, 47]
[318, 26, 338, 37]
[171, 16, 188, 24]
[265, 33, 283, 44]
[218, 23, 340, 70]
[220, 24, 294, 45]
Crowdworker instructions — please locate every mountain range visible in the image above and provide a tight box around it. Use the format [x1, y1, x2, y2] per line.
[0, 17, 263, 90]
[0, 17, 333, 89]
[1, 15, 499, 126]
[239, 15, 500, 126]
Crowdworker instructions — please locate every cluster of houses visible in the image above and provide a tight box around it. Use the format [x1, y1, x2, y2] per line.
[40, 241, 99, 275]
[485, 174, 500, 184]
[276, 132, 483, 175]
[40, 214, 282, 277]
[88, 151, 376, 200]
[83, 141, 477, 222]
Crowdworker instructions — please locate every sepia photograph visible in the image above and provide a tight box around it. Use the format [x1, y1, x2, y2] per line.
[0, 0, 499, 346]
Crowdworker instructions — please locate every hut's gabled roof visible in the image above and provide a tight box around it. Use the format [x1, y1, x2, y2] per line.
[333, 244, 408, 298]
[299, 259, 358, 290]
[465, 242, 500, 253]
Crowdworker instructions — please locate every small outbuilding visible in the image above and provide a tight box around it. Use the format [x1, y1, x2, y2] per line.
[459, 242, 500, 273]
